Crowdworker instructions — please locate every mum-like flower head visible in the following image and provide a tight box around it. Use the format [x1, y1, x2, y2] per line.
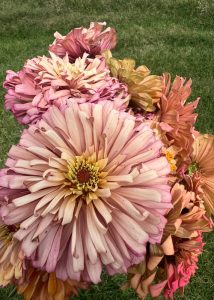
[17, 268, 88, 300]
[105, 51, 163, 112]
[163, 183, 211, 240]
[0, 102, 171, 283]
[159, 73, 199, 166]
[0, 223, 25, 286]
[3, 53, 129, 125]
[49, 22, 117, 62]
[186, 134, 214, 216]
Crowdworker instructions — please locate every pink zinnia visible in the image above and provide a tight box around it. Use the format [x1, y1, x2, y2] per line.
[0, 102, 171, 283]
[163, 232, 205, 299]
[49, 22, 116, 62]
[3, 53, 129, 125]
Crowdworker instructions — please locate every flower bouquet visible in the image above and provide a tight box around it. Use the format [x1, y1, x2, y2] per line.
[0, 22, 213, 300]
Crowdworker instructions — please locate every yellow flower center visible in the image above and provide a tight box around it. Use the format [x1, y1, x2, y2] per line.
[166, 151, 173, 161]
[165, 150, 177, 173]
[67, 156, 100, 193]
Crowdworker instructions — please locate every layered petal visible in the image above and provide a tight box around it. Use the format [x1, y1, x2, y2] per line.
[105, 52, 163, 111]
[0, 103, 171, 283]
[0, 223, 25, 286]
[187, 134, 214, 216]
[3, 54, 129, 125]
[49, 22, 116, 62]
[17, 268, 88, 300]
[159, 73, 199, 166]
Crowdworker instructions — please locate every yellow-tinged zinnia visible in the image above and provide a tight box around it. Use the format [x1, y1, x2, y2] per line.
[105, 51, 163, 111]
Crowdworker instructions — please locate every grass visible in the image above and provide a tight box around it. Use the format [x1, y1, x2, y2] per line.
[0, 0, 214, 299]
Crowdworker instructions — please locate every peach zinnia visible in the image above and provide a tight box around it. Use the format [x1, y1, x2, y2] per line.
[188, 134, 214, 216]
[0, 102, 171, 283]
[159, 73, 199, 166]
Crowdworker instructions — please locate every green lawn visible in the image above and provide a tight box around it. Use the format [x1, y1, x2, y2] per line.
[0, 0, 214, 299]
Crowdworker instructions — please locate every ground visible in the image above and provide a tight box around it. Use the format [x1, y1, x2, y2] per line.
[0, 0, 213, 299]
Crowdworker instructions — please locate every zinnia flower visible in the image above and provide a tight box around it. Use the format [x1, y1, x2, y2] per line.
[163, 183, 211, 240]
[163, 232, 205, 299]
[105, 52, 163, 111]
[186, 134, 214, 216]
[49, 22, 116, 62]
[0, 102, 171, 283]
[159, 73, 199, 166]
[17, 268, 88, 300]
[3, 53, 129, 125]
[0, 223, 25, 286]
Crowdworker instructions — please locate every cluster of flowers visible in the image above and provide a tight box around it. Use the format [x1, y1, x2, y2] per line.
[0, 22, 213, 300]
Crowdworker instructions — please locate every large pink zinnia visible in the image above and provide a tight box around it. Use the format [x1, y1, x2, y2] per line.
[0, 102, 171, 283]
[3, 53, 129, 125]
[49, 22, 116, 62]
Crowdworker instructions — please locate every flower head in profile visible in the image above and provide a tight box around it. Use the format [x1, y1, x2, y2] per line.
[159, 73, 199, 166]
[0, 102, 171, 283]
[105, 52, 163, 112]
[163, 232, 205, 299]
[17, 268, 88, 300]
[186, 134, 214, 216]
[0, 223, 25, 286]
[3, 53, 129, 124]
[49, 22, 116, 62]
[126, 232, 205, 300]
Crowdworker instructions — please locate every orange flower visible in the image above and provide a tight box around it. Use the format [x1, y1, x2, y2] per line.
[159, 73, 199, 166]
[163, 183, 211, 240]
[17, 268, 88, 300]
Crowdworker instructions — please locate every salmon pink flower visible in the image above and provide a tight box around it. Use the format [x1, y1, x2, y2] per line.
[159, 73, 199, 167]
[49, 22, 116, 62]
[0, 102, 171, 283]
[163, 232, 205, 299]
[3, 53, 129, 125]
